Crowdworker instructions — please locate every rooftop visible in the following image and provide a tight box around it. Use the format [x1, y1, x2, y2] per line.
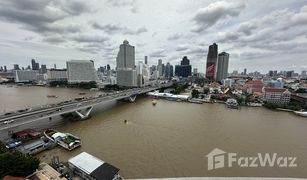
[68, 152, 104, 174]
[264, 88, 288, 93]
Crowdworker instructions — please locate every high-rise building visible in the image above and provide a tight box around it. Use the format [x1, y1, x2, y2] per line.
[116, 40, 135, 69]
[286, 71, 294, 78]
[144, 56, 148, 65]
[244, 68, 247, 75]
[31, 59, 39, 70]
[116, 40, 137, 87]
[66, 60, 98, 84]
[165, 62, 172, 79]
[54, 64, 57, 69]
[0, 66, 3, 71]
[193, 68, 198, 74]
[170, 65, 174, 77]
[216, 52, 229, 82]
[137, 61, 150, 87]
[13, 64, 20, 70]
[4, 66, 7, 72]
[205, 43, 218, 80]
[301, 70, 306, 77]
[157, 59, 163, 77]
[40, 64, 47, 74]
[107, 64, 111, 71]
[175, 56, 192, 77]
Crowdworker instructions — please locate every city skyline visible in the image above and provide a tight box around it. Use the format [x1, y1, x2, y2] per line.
[0, 0, 306, 73]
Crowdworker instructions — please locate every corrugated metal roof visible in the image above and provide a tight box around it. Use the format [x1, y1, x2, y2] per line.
[68, 152, 104, 174]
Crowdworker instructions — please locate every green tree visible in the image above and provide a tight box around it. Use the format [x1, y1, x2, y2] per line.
[191, 89, 199, 98]
[203, 88, 209, 94]
[0, 143, 40, 178]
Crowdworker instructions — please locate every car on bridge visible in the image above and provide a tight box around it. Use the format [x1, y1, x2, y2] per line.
[3, 120, 14, 124]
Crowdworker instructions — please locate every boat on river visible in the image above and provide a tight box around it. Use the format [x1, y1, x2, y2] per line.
[44, 129, 81, 150]
[293, 110, 307, 117]
[225, 98, 239, 109]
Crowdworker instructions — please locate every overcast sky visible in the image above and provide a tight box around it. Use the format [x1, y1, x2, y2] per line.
[0, 0, 306, 73]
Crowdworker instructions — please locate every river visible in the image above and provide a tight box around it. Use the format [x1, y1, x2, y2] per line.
[0, 85, 307, 178]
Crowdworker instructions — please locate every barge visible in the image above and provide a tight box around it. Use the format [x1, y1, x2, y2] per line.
[44, 129, 81, 151]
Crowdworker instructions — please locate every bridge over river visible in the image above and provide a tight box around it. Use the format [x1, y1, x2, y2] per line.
[0, 84, 171, 131]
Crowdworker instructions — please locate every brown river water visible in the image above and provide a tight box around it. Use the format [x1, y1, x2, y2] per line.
[0, 85, 307, 179]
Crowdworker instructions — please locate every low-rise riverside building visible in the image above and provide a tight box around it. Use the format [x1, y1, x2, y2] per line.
[244, 80, 264, 94]
[68, 152, 121, 180]
[262, 87, 291, 104]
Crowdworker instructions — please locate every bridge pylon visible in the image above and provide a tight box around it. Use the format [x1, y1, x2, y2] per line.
[75, 106, 93, 120]
[128, 95, 137, 102]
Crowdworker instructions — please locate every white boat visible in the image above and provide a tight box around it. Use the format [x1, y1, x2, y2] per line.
[247, 102, 262, 107]
[294, 111, 307, 117]
[44, 129, 81, 150]
[225, 98, 239, 109]
[152, 100, 157, 105]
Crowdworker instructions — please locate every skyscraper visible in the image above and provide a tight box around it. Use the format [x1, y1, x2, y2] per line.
[116, 40, 137, 87]
[244, 68, 247, 75]
[144, 56, 148, 65]
[13, 64, 20, 70]
[175, 56, 192, 77]
[31, 59, 39, 70]
[116, 40, 135, 69]
[157, 59, 163, 77]
[216, 52, 229, 82]
[165, 62, 171, 79]
[40, 64, 47, 74]
[205, 43, 218, 80]
[137, 61, 150, 87]
[107, 64, 110, 71]
[4, 66, 7, 72]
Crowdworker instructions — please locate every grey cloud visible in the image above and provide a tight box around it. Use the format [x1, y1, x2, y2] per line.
[107, 0, 138, 13]
[43, 36, 66, 44]
[218, 5, 307, 52]
[149, 49, 166, 58]
[175, 44, 189, 52]
[167, 33, 181, 41]
[60, 1, 93, 16]
[71, 35, 109, 43]
[92, 22, 147, 35]
[186, 47, 205, 55]
[0, 0, 91, 36]
[77, 47, 100, 54]
[192, 0, 246, 33]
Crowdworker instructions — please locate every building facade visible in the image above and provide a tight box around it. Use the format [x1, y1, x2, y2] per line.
[69, 152, 120, 180]
[67, 60, 98, 84]
[15, 70, 39, 83]
[244, 80, 265, 94]
[205, 43, 218, 80]
[31, 59, 39, 70]
[137, 61, 150, 87]
[116, 40, 137, 87]
[47, 69, 67, 82]
[216, 52, 229, 82]
[175, 56, 192, 77]
[262, 88, 291, 104]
